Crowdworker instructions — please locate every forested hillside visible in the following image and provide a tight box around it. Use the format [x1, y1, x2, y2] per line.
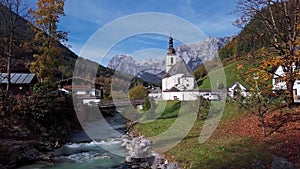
[214, 0, 300, 104]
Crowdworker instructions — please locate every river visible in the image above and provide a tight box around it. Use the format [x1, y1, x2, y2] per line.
[18, 112, 130, 169]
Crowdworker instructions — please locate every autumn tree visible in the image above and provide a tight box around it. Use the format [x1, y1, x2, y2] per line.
[128, 85, 149, 100]
[240, 91, 283, 137]
[0, 0, 31, 92]
[193, 64, 208, 81]
[30, 0, 67, 82]
[234, 0, 300, 106]
[237, 59, 284, 137]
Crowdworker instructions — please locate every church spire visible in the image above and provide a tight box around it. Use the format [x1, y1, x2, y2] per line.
[166, 35, 177, 73]
[167, 35, 176, 55]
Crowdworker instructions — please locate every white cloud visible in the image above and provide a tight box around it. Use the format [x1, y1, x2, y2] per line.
[131, 48, 166, 61]
[62, 0, 238, 65]
[78, 12, 207, 65]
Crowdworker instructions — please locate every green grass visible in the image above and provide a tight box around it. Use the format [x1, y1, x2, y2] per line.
[135, 100, 181, 136]
[199, 62, 248, 90]
[132, 101, 272, 169]
[169, 136, 270, 169]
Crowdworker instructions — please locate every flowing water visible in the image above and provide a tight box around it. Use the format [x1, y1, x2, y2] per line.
[18, 112, 129, 169]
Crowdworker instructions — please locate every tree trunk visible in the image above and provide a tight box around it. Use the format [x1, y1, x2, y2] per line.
[6, 7, 14, 93]
[6, 56, 11, 92]
[259, 114, 267, 137]
[286, 79, 295, 108]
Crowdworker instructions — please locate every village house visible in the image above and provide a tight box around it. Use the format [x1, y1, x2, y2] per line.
[272, 65, 300, 103]
[148, 87, 162, 99]
[228, 82, 248, 99]
[0, 73, 37, 95]
[59, 77, 103, 105]
[0, 59, 37, 95]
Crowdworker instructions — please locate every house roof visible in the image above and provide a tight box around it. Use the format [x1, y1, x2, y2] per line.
[228, 82, 247, 91]
[0, 73, 35, 84]
[57, 76, 96, 85]
[149, 87, 162, 93]
[163, 87, 180, 92]
[167, 59, 193, 77]
[64, 85, 94, 90]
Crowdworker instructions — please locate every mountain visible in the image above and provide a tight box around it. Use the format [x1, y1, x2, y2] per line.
[176, 37, 231, 71]
[107, 55, 165, 83]
[107, 37, 230, 83]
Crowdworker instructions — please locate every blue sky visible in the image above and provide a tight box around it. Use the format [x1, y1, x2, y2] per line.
[57, 0, 240, 65]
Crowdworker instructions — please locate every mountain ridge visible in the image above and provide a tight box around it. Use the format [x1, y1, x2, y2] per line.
[107, 37, 231, 83]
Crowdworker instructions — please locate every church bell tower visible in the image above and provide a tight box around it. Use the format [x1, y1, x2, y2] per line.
[166, 35, 177, 73]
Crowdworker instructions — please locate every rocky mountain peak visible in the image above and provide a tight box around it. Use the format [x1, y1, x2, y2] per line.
[107, 37, 230, 83]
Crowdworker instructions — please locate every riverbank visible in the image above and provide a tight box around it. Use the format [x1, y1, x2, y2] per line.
[123, 134, 181, 169]
[0, 93, 82, 168]
[6, 108, 130, 169]
[131, 101, 300, 169]
[0, 96, 83, 168]
[0, 117, 81, 169]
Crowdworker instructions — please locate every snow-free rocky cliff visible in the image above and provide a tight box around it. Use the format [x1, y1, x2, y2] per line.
[107, 37, 231, 83]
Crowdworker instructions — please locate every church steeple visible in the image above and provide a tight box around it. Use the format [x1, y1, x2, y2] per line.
[167, 36, 176, 55]
[166, 35, 177, 73]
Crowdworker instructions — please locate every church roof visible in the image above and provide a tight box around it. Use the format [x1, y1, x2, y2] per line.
[163, 87, 180, 92]
[167, 59, 193, 77]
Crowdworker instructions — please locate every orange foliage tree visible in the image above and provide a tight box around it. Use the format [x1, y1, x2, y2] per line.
[235, 0, 300, 106]
[237, 52, 284, 137]
[30, 0, 67, 82]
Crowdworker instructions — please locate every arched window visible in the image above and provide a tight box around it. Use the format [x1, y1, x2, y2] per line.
[171, 57, 174, 64]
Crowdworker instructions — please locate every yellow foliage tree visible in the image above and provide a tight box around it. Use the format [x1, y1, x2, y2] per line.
[235, 0, 300, 106]
[29, 0, 67, 82]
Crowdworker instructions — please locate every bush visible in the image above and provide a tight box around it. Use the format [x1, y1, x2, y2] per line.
[128, 85, 149, 100]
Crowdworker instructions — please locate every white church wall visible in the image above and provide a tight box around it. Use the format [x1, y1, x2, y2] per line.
[180, 77, 195, 90]
[162, 78, 168, 91]
[162, 91, 200, 101]
[163, 74, 186, 90]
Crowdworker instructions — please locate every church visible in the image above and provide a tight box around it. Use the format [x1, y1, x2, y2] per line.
[161, 36, 200, 101]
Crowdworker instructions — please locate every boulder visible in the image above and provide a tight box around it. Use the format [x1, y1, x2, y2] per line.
[272, 155, 296, 169]
[124, 135, 181, 169]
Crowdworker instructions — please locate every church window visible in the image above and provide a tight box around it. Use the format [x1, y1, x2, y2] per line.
[171, 57, 174, 64]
